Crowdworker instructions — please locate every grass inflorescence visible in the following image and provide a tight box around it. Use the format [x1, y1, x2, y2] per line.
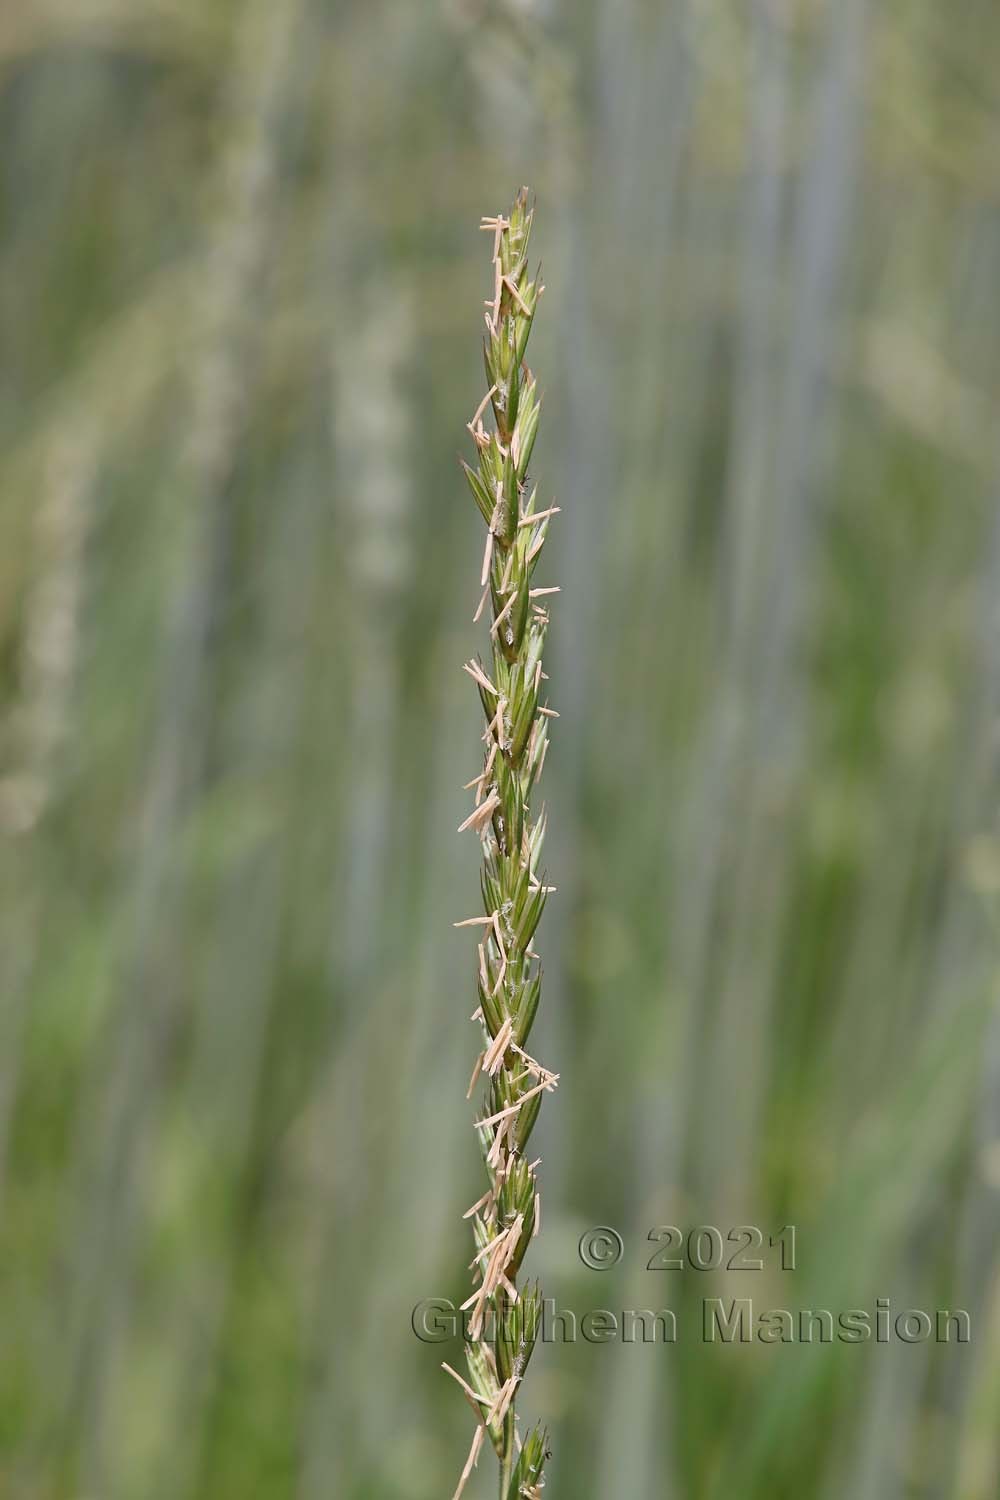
[448, 189, 557, 1500]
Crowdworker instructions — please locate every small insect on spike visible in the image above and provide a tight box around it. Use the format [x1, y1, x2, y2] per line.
[449, 190, 558, 1499]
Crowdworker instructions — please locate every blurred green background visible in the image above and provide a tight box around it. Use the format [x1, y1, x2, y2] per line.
[2, 1, 1000, 1496]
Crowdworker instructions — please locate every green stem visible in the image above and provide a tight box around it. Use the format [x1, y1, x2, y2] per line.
[499, 1410, 516, 1499]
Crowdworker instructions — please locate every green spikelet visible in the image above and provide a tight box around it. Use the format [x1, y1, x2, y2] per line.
[449, 188, 557, 1499]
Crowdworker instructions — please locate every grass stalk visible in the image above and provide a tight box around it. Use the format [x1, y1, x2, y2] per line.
[448, 188, 555, 1500]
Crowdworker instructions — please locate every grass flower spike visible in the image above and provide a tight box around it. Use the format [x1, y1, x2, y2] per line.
[449, 189, 557, 1499]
